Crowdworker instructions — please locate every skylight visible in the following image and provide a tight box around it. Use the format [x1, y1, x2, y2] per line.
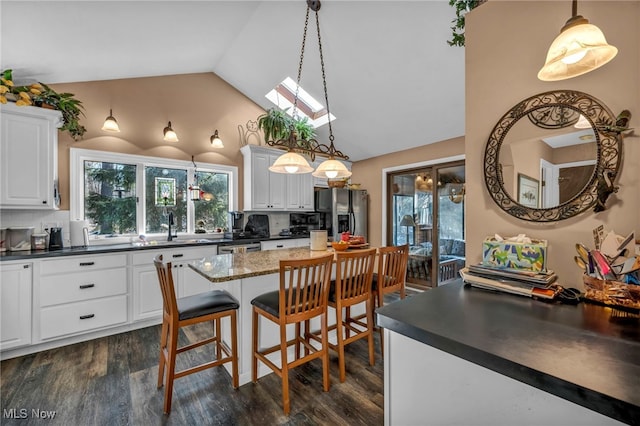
[265, 77, 336, 128]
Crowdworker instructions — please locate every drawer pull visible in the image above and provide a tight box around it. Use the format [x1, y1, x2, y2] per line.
[79, 314, 95, 320]
[79, 262, 95, 267]
[79, 284, 95, 289]
[276, 245, 284, 248]
[172, 254, 184, 258]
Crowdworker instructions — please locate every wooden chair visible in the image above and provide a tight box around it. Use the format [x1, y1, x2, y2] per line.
[311, 248, 377, 383]
[251, 253, 334, 415]
[153, 254, 239, 415]
[371, 244, 409, 354]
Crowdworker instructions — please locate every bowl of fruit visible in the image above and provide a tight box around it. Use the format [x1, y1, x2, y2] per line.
[331, 241, 350, 251]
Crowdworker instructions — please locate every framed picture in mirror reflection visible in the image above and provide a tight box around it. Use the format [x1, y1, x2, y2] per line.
[518, 173, 539, 208]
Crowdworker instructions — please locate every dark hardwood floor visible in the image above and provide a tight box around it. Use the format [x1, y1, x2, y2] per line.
[1, 292, 419, 425]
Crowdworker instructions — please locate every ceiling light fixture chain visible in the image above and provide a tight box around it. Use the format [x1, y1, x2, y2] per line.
[266, 0, 351, 178]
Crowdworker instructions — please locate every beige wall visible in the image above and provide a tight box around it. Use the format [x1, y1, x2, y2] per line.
[51, 72, 265, 210]
[465, 1, 639, 288]
[351, 136, 465, 248]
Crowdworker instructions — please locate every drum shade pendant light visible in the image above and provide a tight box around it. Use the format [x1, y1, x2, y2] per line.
[267, 0, 351, 179]
[538, 0, 617, 81]
[163, 121, 178, 142]
[101, 109, 120, 132]
[210, 129, 224, 148]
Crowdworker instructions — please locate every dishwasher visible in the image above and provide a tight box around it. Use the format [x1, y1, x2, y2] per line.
[218, 242, 261, 254]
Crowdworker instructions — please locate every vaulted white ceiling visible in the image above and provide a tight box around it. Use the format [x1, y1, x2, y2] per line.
[1, 0, 465, 161]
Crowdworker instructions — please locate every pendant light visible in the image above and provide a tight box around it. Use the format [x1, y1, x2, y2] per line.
[266, 0, 351, 179]
[163, 121, 178, 142]
[210, 129, 224, 148]
[574, 114, 591, 129]
[538, 0, 617, 81]
[101, 109, 120, 132]
[189, 156, 202, 201]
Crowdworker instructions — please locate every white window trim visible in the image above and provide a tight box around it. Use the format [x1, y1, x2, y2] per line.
[70, 148, 238, 241]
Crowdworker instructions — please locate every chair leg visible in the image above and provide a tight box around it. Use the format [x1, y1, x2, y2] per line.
[336, 306, 346, 383]
[252, 308, 259, 384]
[280, 323, 290, 415]
[321, 312, 330, 392]
[215, 318, 222, 360]
[230, 310, 239, 388]
[366, 299, 375, 366]
[294, 322, 301, 360]
[158, 319, 168, 389]
[377, 293, 385, 357]
[163, 324, 179, 415]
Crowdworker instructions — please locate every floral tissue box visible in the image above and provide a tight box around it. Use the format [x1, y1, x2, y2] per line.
[482, 237, 547, 272]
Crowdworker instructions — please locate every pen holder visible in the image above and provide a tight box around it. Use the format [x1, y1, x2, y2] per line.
[582, 275, 640, 312]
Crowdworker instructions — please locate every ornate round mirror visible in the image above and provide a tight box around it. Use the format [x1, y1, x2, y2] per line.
[484, 90, 622, 222]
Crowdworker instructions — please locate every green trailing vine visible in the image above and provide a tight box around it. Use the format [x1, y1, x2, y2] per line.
[448, 0, 483, 47]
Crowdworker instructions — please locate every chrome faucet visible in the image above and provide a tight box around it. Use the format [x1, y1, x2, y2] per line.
[167, 212, 177, 241]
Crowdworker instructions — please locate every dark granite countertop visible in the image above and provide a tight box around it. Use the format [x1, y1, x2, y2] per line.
[0, 235, 310, 261]
[376, 282, 640, 425]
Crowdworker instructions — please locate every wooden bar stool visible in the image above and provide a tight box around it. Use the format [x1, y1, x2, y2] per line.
[153, 254, 239, 415]
[251, 253, 334, 415]
[371, 244, 409, 354]
[310, 248, 377, 383]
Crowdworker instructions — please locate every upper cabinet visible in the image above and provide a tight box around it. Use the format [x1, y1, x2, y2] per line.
[0, 103, 63, 209]
[241, 145, 315, 211]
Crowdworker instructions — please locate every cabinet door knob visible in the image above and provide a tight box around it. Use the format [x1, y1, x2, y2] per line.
[42, 200, 47, 204]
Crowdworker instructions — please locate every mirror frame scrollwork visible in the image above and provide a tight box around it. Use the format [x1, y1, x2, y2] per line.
[484, 90, 622, 222]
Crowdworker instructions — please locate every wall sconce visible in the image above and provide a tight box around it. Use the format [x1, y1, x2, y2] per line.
[163, 121, 179, 142]
[101, 109, 120, 132]
[538, 0, 617, 81]
[210, 129, 224, 148]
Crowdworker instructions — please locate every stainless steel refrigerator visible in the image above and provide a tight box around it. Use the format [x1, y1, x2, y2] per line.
[315, 188, 368, 242]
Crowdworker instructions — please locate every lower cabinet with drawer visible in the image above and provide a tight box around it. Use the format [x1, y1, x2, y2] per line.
[37, 253, 128, 341]
[131, 245, 216, 322]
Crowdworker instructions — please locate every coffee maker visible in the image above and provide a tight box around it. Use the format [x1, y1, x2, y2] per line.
[224, 211, 245, 239]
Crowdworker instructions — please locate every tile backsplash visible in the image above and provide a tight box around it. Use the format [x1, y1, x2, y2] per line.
[1, 209, 72, 245]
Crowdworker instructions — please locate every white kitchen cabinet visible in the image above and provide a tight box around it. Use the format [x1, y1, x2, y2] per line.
[0, 262, 32, 351]
[260, 238, 310, 251]
[38, 254, 128, 340]
[286, 172, 314, 210]
[241, 145, 286, 210]
[0, 103, 63, 209]
[131, 246, 216, 321]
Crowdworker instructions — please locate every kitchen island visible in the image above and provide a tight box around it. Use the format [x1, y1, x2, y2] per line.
[376, 282, 639, 425]
[189, 247, 359, 386]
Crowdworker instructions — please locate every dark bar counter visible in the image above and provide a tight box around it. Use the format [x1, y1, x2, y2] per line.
[376, 282, 640, 425]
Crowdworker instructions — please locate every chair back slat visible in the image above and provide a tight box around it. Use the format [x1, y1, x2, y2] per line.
[335, 249, 377, 306]
[377, 244, 409, 293]
[153, 254, 179, 318]
[280, 254, 333, 324]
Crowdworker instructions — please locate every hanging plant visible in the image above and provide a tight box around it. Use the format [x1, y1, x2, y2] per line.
[447, 0, 483, 47]
[257, 107, 316, 144]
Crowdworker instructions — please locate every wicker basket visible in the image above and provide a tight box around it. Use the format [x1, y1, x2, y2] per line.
[582, 275, 640, 311]
[327, 179, 347, 188]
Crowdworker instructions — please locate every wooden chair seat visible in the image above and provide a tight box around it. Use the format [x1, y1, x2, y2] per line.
[154, 254, 239, 415]
[251, 253, 334, 415]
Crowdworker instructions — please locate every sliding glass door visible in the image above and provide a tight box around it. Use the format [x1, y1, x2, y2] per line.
[388, 161, 465, 288]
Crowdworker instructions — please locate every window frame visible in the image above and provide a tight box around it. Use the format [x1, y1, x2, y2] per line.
[70, 148, 238, 242]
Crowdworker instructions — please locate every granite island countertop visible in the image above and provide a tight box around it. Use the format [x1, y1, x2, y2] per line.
[189, 247, 336, 283]
[376, 282, 640, 425]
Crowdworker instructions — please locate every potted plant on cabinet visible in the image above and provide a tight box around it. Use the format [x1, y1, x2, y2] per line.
[257, 107, 315, 144]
